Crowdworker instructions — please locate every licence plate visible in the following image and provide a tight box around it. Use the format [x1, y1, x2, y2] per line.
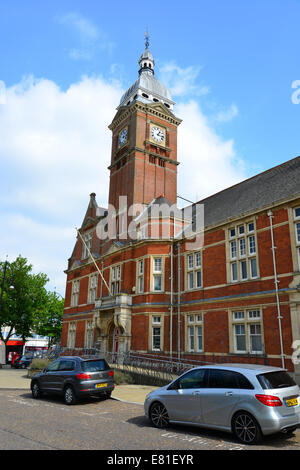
[95, 383, 107, 389]
[285, 398, 298, 407]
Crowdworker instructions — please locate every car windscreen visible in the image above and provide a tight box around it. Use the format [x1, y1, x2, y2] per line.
[81, 360, 110, 372]
[257, 371, 296, 390]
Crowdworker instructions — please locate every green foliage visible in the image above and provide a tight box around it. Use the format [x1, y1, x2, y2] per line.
[29, 358, 51, 370]
[0, 255, 64, 345]
[113, 369, 136, 385]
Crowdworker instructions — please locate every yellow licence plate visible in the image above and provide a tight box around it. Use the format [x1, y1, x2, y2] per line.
[95, 383, 107, 389]
[285, 398, 298, 407]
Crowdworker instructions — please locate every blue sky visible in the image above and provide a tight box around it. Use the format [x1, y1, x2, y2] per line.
[0, 0, 300, 295]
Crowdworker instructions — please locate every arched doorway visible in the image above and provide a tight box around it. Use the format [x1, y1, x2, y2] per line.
[107, 322, 120, 359]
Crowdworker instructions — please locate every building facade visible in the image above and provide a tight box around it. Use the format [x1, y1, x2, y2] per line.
[61, 42, 300, 379]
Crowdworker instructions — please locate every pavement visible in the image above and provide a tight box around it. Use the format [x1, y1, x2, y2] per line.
[0, 365, 157, 405]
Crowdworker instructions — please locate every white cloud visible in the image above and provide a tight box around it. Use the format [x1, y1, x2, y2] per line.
[0, 69, 246, 294]
[159, 62, 210, 97]
[58, 12, 115, 60]
[177, 100, 245, 204]
[214, 103, 239, 123]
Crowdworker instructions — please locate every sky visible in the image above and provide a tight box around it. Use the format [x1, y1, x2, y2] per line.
[0, 0, 300, 296]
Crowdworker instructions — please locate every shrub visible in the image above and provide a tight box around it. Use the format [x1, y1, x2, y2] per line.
[29, 358, 51, 370]
[113, 369, 135, 385]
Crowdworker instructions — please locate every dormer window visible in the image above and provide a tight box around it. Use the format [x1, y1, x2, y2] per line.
[142, 93, 149, 98]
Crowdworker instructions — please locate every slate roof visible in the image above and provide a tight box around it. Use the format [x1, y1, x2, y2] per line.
[192, 155, 300, 229]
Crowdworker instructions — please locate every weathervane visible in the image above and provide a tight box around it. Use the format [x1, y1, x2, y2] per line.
[145, 29, 149, 49]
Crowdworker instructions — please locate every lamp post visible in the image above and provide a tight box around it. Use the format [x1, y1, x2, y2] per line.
[0, 258, 14, 366]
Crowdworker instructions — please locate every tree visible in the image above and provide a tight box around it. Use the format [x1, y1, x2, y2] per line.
[0, 256, 64, 347]
[33, 291, 64, 346]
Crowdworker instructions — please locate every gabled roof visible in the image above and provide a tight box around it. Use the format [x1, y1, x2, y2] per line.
[192, 155, 300, 228]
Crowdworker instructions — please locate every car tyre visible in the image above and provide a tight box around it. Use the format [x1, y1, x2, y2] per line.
[149, 402, 169, 429]
[31, 381, 42, 399]
[64, 385, 77, 405]
[232, 411, 262, 445]
[21, 363, 26, 369]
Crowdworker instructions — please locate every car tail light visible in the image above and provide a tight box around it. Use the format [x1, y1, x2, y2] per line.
[255, 394, 282, 407]
[76, 373, 91, 380]
[109, 370, 114, 377]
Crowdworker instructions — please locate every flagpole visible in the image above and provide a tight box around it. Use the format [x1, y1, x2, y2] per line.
[76, 228, 112, 296]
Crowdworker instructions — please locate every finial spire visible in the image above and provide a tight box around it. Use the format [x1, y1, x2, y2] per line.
[145, 29, 149, 50]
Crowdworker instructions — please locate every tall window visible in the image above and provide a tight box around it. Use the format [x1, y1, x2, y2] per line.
[111, 265, 121, 295]
[231, 309, 263, 354]
[82, 232, 93, 259]
[151, 315, 162, 351]
[88, 274, 98, 303]
[85, 320, 94, 348]
[229, 221, 258, 282]
[137, 259, 144, 293]
[186, 251, 202, 290]
[67, 322, 76, 348]
[71, 280, 80, 307]
[152, 257, 163, 292]
[186, 313, 203, 352]
[294, 207, 300, 270]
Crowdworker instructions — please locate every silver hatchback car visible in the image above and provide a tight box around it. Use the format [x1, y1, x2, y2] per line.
[144, 364, 300, 444]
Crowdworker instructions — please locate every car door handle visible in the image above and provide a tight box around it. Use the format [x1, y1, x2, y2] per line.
[225, 391, 233, 396]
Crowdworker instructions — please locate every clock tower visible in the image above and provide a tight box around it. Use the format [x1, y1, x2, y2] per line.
[108, 38, 182, 216]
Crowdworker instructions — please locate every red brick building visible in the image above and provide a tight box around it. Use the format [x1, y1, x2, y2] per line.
[61, 43, 300, 379]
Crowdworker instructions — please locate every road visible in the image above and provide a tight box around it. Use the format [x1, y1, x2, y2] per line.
[0, 389, 299, 453]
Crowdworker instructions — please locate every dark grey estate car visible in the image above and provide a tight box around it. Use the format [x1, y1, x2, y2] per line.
[31, 356, 114, 405]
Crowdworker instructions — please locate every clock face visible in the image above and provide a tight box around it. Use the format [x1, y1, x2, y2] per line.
[119, 128, 128, 146]
[151, 126, 165, 143]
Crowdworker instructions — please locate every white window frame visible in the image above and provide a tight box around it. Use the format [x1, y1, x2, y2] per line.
[228, 221, 258, 283]
[82, 231, 93, 259]
[232, 309, 263, 354]
[137, 259, 144, 294]
[71, 280, 80, 307]
[152, 257, 163, 292]
[67, 322, 76, 348]
[151, 316, 162, 351]
[186, 251, 202, 290]
[186, 313, 203, 353]
[88, 274, 98, 304]
[111, 264, 121, 295]
[85, 320, 94, 349]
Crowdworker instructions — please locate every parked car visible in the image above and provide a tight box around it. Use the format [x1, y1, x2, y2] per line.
[144, 364, 300, 444]
[13, 355, 33, 369]
[31, 356, 114, 405]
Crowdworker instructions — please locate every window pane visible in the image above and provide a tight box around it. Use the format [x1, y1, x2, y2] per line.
[249, 324, 262, 353]
[188, 326, 194, 350]
[295, 208, 300, 218]
[239, 238, 246, 256]
[138, 276, 144, 293]
[249, 235, 256, 254]
[229, 228, 235, 238]
[188, 254, 194, 269]
[196, 326, 202, 351]
[230, 241, 237, 259]
[154, 258, 162, 272]
[248, 222, 254, 232]
[82, 360, 109, 372]
[196, 270, 202, 288]
[240, 260, 247, 279]
[250, 258, 257, 278]
[154, 275, 162, 291]
[195, 252, 201, 267]
[231, 262, 237, 281]
[296, 223, 300, 243]
[235, 324, 246, 351]
[188, 272, 194, 289]
[257, 371, 296, 390]
[152, 327, 161, 349]
[208, 369, 239, 388]
[238, 225, 245, 235]
[178, 369, 207, 389]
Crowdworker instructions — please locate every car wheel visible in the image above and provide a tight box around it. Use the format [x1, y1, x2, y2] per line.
[31, 381, 42, 399]
[232, 411, 262, 444]
[21, 363, 26, 369]
[149, 402, 169, 429]
[64, 385, 77, 405]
